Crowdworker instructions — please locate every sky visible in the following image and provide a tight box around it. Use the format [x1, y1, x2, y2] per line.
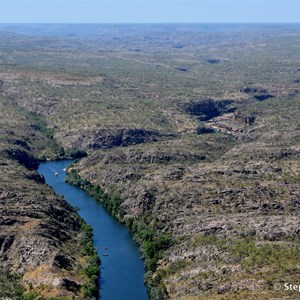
[0, 0, 299, 23]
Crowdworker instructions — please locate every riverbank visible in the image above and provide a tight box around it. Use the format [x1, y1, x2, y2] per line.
[39, 160, 148, 300]
[0, 157, 96, 299]
[0, 97, 100, 299]
[65, 166, 173, 299]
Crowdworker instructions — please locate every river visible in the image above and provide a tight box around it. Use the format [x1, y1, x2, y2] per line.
[38, 160, 148, 300]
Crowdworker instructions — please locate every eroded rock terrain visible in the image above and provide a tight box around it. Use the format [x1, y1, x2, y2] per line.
[0, 99, 97, 299]
[0, 24, 299, 299]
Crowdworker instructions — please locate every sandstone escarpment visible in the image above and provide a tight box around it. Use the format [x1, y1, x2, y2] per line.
[55, 127, 171, 152]
[73, 95, 300, 299]
[1, 24, 300, 300]
[0, 99, 96, 299]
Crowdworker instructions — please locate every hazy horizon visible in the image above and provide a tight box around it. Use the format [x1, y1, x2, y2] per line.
[1, 1, 299, 24]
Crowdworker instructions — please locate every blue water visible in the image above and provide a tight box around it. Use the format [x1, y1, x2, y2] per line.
[38, 160, 148, 300]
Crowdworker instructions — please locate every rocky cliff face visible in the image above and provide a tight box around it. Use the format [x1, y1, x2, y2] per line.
[55, 127, 166, 151]
[74, 96, 300, 299]
[0, 99, 95, 299]
[184, 99, 234, 121]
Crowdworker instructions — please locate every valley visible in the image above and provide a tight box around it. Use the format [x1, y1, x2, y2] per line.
[0, 24, 299, 299]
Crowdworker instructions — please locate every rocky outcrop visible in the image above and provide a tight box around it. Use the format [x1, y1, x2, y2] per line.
[184, 99, 234, 121]
[241, 86, 274, 101]
[254, 94, 274, 101]
[0, 156, 88, 298]
[196, 126, 215, 134]
[4, 148, 39, 170]
[53, 278, 80, 292]
[184, 100, 220, 121]
[56, 127, 166, 151]
[25, 171, 45, 184]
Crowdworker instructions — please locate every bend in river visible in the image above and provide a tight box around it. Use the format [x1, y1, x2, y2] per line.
[38, 160, 148, 300]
